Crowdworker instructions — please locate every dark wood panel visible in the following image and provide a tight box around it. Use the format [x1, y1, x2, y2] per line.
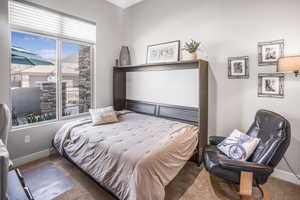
[126, 100, 198, 125]
[113, 70, 126, 111]
[158, 105, 198, 125]
[198, 60, 209, 162]
[126, 100, 156, 116]
[114, 60, 205, 72]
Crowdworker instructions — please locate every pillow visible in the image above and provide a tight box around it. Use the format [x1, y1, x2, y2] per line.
[116, 110, 132, 116]
[89, 106, 119, 125]
[217, 129, 260, 161]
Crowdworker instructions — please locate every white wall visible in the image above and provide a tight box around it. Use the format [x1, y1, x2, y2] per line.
[122, 0, 300, 175]
[0, 0, 123, 160]
[127, 69, 199, 107]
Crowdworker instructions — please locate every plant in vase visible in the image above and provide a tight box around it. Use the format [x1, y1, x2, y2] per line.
[183, 39, 201, 60]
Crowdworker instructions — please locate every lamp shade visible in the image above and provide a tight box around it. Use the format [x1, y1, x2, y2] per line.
[277, 56, 300, 73]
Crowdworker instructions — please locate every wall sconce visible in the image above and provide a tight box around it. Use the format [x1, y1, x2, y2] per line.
[277, 56, 300, 77]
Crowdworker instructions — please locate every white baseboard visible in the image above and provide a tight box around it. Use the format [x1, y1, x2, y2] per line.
[12, 149, 50, 167]
[272, 168, 300, 185]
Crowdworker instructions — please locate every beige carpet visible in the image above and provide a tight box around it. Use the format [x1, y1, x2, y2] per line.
[19, 155, 300, 200]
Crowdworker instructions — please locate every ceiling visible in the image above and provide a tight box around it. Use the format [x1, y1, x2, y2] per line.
[105, 0, 145, 9]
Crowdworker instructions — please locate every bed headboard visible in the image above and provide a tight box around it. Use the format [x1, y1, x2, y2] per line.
[126, 100, 198, 125]
[113, 60, 208, 165]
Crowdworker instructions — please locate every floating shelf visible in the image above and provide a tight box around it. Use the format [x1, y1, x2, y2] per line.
[113, 59, 208, 72]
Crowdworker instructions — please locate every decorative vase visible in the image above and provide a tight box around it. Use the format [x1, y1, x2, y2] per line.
[191, 52, 198, 60]
[119, 46, 131, 66]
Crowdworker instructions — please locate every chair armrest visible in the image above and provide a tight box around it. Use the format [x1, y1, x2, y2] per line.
[219, 159, 273, 174]
[209, 136, 226, 145]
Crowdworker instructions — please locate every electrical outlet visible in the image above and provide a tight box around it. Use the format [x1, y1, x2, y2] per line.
[25, 135, 30, 144]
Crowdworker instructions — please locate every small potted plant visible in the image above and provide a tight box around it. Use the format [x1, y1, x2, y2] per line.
[183, 39, 201, 60]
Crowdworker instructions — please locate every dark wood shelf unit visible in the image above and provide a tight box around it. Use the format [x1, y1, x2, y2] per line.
[113, 59, 207, 72]
[113, 59, 209, 165]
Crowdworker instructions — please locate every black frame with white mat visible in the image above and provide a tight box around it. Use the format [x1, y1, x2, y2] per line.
[258, 39, 284, 66]
[228, 56, 249, 79]
[258, 73, 284, 98]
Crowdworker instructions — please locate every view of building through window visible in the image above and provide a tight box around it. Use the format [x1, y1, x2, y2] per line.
[61, 41, 92, 117]
[11, 32, 57, 126]
[11, 31, 92, 127]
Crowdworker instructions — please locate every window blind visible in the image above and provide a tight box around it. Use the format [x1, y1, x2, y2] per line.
[9, 0, 96, 43]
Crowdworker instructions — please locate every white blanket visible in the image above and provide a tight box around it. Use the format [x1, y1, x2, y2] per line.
[53, 112, 198, 200]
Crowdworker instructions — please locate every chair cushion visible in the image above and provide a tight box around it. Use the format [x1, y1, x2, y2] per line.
[217, 129, 260, 161]
[204, 145, 270, 185]
[204, 145, 241, 184]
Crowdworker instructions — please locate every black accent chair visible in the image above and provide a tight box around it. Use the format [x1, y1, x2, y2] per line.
[204, 110, 291, 200]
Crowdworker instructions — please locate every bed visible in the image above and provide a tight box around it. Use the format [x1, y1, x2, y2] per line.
[53, 111, 198, 200]
[53, 60, 209, 200]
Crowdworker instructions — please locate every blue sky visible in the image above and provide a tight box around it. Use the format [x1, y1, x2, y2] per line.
[11, 31, 79, 61]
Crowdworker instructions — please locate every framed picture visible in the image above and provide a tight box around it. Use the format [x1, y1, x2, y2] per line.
[228, 56, 249, 79]
[258, 73, 284, 98]
[146, 40, 180, 64]
[258, 39, 284, 66]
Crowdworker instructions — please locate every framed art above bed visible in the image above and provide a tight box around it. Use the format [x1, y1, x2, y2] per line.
[146, 40, 180, 64]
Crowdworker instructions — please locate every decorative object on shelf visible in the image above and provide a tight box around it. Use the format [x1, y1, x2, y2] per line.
[119, 46, 131, 66]
[277, 56, 300, 77]
[115, 59, 119, 67]
[258, 39, 284, 66]
[228, 56, 249, 79]
[146, 40, 180, 64]
[183, 39, 201, 60]
[258, 73, 284, 98]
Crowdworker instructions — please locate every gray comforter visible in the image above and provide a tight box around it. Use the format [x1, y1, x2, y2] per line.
[53, 111, 198, 200]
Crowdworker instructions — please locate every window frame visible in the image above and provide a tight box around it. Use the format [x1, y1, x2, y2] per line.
[59, 38, 95, 120]
[9, 29, 95, 129]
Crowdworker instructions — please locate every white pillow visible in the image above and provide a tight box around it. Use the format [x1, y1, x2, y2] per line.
[89, 106, 119, 125]
[217, 129, 260, 161]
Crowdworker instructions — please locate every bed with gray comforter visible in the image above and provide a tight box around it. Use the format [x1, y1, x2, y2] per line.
[53, 111, 198, 200]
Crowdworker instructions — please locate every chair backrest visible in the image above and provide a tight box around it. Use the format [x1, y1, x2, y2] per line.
[246, 110, 291, 168]
[0, 104, 10, 145]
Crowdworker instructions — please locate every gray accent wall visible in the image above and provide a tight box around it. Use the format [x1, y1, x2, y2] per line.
[0, 0, 123, 159]
[122, 0, 300, 175]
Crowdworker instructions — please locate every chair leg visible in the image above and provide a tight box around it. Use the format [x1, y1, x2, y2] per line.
[240, 171, 254, 200]
[258, 184, 270, 200]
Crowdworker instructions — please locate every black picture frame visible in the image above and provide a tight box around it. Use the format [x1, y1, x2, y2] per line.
[258, 39, 284, 66]
[146, 40, 180, 64]
[258, 73, 284, 98]
[228, 56, 249, 79]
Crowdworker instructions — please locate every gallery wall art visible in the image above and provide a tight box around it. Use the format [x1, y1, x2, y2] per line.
[146, 40, 180, 64]
[258, 73, 284, 98]
[228, 56, 249, 79]
[258, 39, 284, 66]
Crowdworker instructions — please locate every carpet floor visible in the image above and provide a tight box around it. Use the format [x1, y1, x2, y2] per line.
[19, 155, 300, 200]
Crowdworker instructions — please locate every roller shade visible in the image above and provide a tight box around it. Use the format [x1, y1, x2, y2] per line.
[9, 0, 96, 43]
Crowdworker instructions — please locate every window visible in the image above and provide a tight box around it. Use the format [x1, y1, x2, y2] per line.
[61, 41, 92, 117]
[9, 1, 95, 127]
[11, 32, 57, 126]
